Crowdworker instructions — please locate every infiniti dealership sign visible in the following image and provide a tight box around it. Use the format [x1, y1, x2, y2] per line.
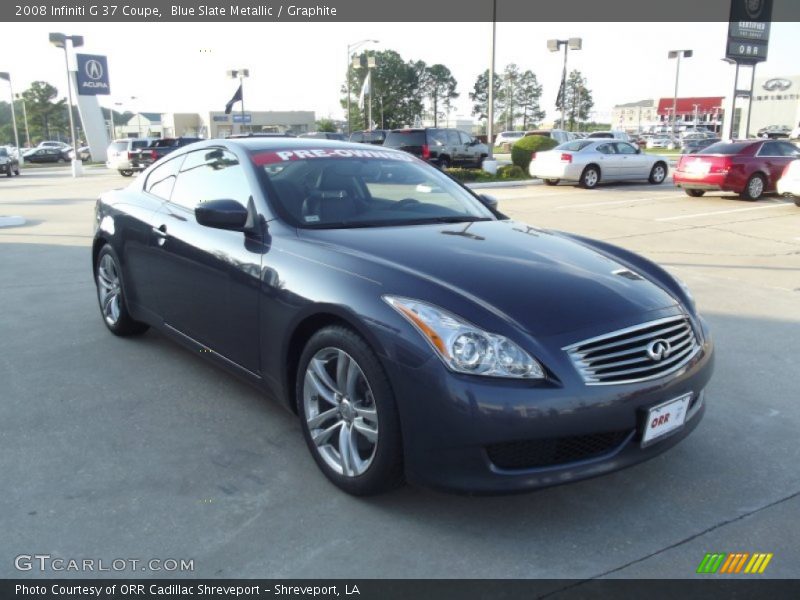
[76, 54, 110, 95]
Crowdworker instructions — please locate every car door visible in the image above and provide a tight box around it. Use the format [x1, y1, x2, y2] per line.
[614, 142, 649, 179]
[594, 143, 620, 179]
[756, 142, 793, 189]
[458, 131, 477, 164]
[149, 147, 264, 374]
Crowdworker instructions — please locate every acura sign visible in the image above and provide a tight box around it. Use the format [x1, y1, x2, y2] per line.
[76, 54, 110, 95]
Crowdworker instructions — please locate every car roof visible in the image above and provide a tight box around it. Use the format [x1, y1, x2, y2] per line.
[192, 137, 414, 155]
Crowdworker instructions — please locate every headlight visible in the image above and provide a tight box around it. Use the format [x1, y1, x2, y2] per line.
[384, 296, 545, 379]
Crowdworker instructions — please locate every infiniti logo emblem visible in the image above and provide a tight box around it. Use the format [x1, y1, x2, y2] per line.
[646, 339, 672, 362]
[763, 78, 792, 92]
[85, 59, 103, 80]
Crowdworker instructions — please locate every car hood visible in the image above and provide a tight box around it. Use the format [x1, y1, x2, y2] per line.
[299, 220, 679, 337]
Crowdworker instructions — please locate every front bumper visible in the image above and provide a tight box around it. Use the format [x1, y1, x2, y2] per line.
[777, 177, 800, 197]
[385, 318, 715, 494]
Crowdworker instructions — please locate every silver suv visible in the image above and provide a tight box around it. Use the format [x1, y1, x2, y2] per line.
[106, 138, 155, 177]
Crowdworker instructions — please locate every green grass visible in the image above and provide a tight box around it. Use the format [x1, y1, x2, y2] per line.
[644, 148, 681, 155]
[448, 167, 530, 183]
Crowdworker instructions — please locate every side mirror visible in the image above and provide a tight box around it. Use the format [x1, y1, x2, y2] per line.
[635, 147, 642, 154]
[195, 199, 250, 231]
[478, 193, 499, 211]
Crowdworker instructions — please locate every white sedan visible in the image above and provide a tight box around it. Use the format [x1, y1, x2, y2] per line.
[529, 139, 669, 188]
[777, 159, 800, 206]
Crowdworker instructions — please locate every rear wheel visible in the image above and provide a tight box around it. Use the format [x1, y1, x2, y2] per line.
[685, 189, 705, 197]
[795, 197, 800, 208]
[648, 163, 667, 184]
[544, 179, 560, 186]
[740, 174, 765, 201]
[119, 170, 133, 177]
[13, 165, 20, 175]
[580, 166, 600, 189]
[95, 245, 149, 336]
[297, 326, 404, 496]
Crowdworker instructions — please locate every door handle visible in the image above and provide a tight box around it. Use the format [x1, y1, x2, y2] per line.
[152, 225, 168, 245]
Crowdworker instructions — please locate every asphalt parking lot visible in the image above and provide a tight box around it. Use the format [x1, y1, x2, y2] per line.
[1, 166, 799, 580]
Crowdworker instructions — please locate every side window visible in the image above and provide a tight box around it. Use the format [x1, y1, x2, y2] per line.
[145, 155, 183, 201]
[429, 129, 448, 146]
[446, 130, 461, 146]
[170, 149, 251, 211]
[758, 142, 780, 156]
[615, 142, 636, 155]
[458, 131, 472, 145]
[778, 142, 800, 157]
[351, 132, 363, 143]
[597, 144, 615, 155]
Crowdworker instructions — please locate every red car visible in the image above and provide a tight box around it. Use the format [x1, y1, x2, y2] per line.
[673, 139, 800, 200]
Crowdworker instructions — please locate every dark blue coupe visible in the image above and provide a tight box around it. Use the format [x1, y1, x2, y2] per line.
[93, 139, 714, 495]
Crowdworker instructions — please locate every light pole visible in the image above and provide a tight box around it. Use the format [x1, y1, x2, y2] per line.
[692, 103, 701, 129]
[366, 55, 376, 130]
[668, 49, 692, 136]
[346, 39, 378, 136]
[16, 93, 31, 148]
[487, 0, 497, 161]
[49, 32, 84, 176]
[0, 73, 22, 165]
[548, 37, 582, 131]
[226, 68, 249, 133]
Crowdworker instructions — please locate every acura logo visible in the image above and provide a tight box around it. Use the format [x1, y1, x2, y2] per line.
[646, 339, 672, 362]
[85, 59, 103, 80]
[763, 78, 792, 92]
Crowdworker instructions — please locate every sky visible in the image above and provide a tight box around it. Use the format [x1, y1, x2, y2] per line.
[8, 21, 800, 125]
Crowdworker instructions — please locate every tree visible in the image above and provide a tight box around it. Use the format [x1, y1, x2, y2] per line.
[342, 50, 425, 130]
[422, 64, 458, 127]
[496, 63, 521, 131]
[515, 70, 545, 130]
[563, 70, 594, 131]
[315, 118, 337, 132]
[469, 69, 502, 122]
[22, 81, 67, 142]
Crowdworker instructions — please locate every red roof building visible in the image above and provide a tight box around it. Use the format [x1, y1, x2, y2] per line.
[657, 97, 725, 117]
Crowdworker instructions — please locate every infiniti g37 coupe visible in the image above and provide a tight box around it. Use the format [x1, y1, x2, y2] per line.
[92, 138, 714, 495]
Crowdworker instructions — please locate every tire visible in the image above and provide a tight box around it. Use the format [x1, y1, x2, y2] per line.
[438, 157, 450, 170]
[795, 196, 800, 208]
[580, 165, 600, 189]
[119, 170, 133, 177]
[5, 168, 11, 178]
[296, 325, 404, 496]
[740, 173, 766, 201]
[14, 165, 20, 176]
[476, 154, 487, 169]
[94, 245, 149, 336]
[649, 162, 667, 184]
[544, 179, 560, 186]
[685, 189, 705, 197]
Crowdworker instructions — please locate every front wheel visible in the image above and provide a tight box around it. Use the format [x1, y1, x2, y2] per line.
[95, 245, 149, 336]
[119, 170, 133, 177]
[438, 157, 450, 170]
[297, 326, 404, 496]
[580, 166, 600, 189]
[649, 163, 667, 184]
[685, 189, 705, 197]
[544, 178, 560, 186]
[795, 196, 800, 208]
[740, 174, 765, 201]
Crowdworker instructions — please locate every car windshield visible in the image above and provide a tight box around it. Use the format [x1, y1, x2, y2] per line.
[556, 141, 593, 152]
[253, 148, 494, 229]
[0, 148, 7, 157]
[698, 142, 750, 155]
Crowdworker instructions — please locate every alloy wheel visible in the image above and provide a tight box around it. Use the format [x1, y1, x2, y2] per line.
[96, 254, 122, 326]
[748, 176, 764, 199]
[302, 348, 379, 477]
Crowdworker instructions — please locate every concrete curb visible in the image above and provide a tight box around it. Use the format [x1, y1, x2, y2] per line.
[0, 216, 26, 228]
[467, 179, 543, 190]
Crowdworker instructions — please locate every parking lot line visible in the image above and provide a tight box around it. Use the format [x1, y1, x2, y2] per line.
[656, 202, 794, 221]
[558, 195, 681, 209]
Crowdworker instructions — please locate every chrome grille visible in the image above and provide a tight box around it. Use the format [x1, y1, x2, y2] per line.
[564, 315, 700, 385]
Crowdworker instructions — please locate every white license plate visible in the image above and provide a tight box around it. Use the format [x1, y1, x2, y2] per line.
[641, 393, 691, 445]
[687, 160, 710, 174]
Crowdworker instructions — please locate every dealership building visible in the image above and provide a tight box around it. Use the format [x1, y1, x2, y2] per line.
[114, 110, 316, 139]
[724, 74, 800, 138]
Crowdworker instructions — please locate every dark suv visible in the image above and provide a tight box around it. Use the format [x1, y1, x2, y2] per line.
[383, 128, 488, 168]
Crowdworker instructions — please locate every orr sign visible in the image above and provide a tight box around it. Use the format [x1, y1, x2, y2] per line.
[76, 54, 110, 95]
[726, 0, 772, 63]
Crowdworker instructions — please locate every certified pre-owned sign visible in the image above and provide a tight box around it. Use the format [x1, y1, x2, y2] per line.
[76, 53, 110, 95]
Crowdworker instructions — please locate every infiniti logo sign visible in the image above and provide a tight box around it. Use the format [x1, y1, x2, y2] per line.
[763, 78, 792, 92]
[646, 339, 672, 362]
[85, 59, 103, 80]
